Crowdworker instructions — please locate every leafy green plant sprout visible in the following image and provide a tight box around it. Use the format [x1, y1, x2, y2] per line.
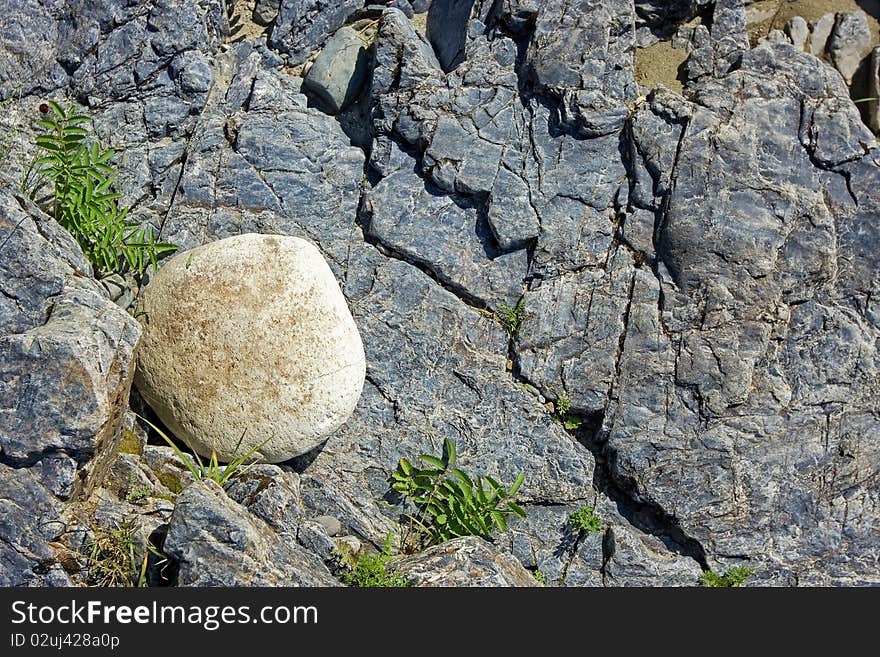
[700, 566, 754, 587]
[136, 414, 269, 487]
[496, 299, 525, 338]
[390, 438, 526, 552]
[340, 534, 409, 588]
[568, 505, 602, 534]
[125, 479, 152, 503]
[21, 101, 176, 276]
[555, 390, 572, 418]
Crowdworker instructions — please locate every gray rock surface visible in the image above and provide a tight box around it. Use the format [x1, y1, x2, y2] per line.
[1, 0, 878, 588]
[867, 46, 880, 133]
[785, 16, 809, 51]
[392, 536, 537, 586]
[303, 26, 371, 113]
[0, 187, 140, 496]
[0, 465, 71, 586]
[268, 0, 363, 65]
[295, 520, 337, 560]
[620, 11, 879, 584]
[164, 480, 338, 586]
[253, 0, 282, 25]
[828, 11, 873, 85]
[810, 13, 836, 57]
[224, 465, 303, 535]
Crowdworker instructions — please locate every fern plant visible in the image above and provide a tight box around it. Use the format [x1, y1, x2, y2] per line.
[390, 438, 526, 552]
[21, 101, 175, 276]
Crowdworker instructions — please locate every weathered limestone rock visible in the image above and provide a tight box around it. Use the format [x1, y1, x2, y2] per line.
[0, 464, 71, 586]
[134, 233, 366, 463]
[810, 13, 836, 57]
[392, 536, 538, 586]
[2, 0, 879, 588]
[303, 26, 370, 113]
[164, 480, 338, 586]
[0, 187, 141, 496]
[827, 11, 873, 84]
[785, 16, 809, 51]
[268, 0, 363, 65]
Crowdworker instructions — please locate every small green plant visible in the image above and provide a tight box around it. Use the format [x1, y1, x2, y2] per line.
[391, 438, 526, 552]
[496, 299, 525, 338]
[136, 415, 268, 487]
[699, 565, 754, 587]
[83, 518, 171, 587]
[555, 390, 572, 419]
[340, 535, 409, 588]
[532, 569, 546, 585]
[85, 519, 143, 587]
[21, 101, 176, 276]
[568, 505, 602, 534]
[125, 479, 152, 503]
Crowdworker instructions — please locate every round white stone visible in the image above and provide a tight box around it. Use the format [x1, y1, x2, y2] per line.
[134, 233, 366, 463]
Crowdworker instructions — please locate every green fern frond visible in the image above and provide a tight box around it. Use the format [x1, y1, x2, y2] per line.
[21, 101, 176, 276]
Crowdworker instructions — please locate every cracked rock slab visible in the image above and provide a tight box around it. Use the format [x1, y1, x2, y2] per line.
[0, 188, 140, 500]
[164, 480, 338, 586]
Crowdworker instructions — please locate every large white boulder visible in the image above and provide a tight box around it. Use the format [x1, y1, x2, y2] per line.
[134, 233, 365, 463]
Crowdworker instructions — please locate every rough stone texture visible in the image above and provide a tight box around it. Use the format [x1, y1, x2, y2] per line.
[603, 524, 704, 586]
[2, 0, 879, 588]
[827, 12, 873, 85]
[621, 8, 879, 584]
[296, 519, 339, 560]
[392, 536, 538, 586]
[268, 0, 363, 65]
[164, 480, 338, 586]
[253, 0, 282, 25]
[303, 26, 371, 113]
[810, 13, 836, 57]
[0, 187, 141, 496]
[0, 465, 71, 586]
[867, 46, 880, 133]
[224, 465, 303, 534]
[140, 445, 197, 494]
[134, 233, 367, 463]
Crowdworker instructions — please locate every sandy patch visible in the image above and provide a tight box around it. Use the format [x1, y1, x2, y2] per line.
[230, 0, 270, 43]
[635, 39, 688, 94]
